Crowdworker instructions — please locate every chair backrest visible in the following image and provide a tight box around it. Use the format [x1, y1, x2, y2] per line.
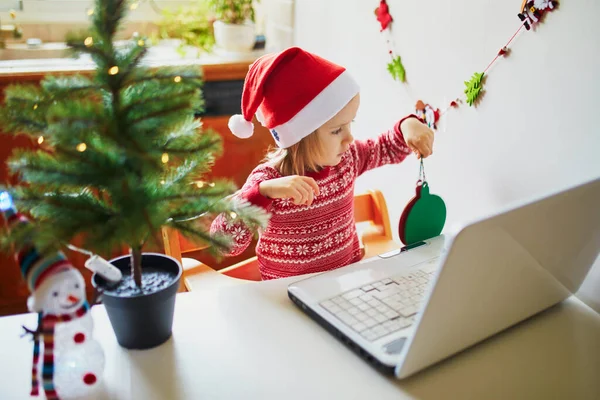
[161, 190, 395, 284]
[353, 190, 393, 241]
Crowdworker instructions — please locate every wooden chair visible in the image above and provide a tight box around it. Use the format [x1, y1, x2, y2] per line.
[162, 190, 399, 291]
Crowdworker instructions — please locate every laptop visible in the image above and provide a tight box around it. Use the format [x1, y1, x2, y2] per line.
[287, 177, 600, 379]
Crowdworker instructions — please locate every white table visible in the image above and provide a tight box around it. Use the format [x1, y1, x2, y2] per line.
[1, 276, 599, 400]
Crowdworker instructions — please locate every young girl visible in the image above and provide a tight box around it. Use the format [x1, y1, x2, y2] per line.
[211, 47, 434, 280]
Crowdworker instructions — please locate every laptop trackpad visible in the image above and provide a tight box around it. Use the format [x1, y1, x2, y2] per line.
[384, 337, 407, 354]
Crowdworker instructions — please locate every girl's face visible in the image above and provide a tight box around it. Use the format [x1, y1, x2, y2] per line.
[314, 94, 360, 167]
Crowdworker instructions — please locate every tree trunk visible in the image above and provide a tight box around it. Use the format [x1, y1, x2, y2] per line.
[131, 245, 143, 288]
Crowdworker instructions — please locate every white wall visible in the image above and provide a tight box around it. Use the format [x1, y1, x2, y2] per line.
[294, 0, 599, 311]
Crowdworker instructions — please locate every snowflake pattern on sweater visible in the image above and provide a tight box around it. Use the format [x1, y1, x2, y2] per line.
[210, 118, 414, 280]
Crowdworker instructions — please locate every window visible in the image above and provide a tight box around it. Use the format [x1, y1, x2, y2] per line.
[0, 1, 22, 12]
[3, 1, 196, 23]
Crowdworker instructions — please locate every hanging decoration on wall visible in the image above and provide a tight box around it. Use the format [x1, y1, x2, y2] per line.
[388, 56, 406, 83]
[518, 0, 558, 31]
[415, 100, 440, 130]
[0, 192, 105, 400]
[464, 72, 485, 107]
[398, 159, 447, 245]
[372, 1, 558, 242]
[373, 0, 559, 113]
[375, 0, 407, 82]
[375, 0, 393, 30]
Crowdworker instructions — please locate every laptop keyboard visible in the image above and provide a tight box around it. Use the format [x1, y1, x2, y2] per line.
[319, 259, 438, 342]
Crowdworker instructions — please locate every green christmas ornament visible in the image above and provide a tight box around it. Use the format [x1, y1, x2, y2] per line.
[398, 160, 446, 245]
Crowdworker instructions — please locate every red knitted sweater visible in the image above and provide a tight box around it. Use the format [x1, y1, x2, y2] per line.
[210, 117, 415, 280]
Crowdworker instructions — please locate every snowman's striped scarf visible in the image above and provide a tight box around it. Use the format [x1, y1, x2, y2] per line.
[29, 301, 90, 399]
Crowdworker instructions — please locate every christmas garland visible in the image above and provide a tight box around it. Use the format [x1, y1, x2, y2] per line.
[374, 0, 558, 126]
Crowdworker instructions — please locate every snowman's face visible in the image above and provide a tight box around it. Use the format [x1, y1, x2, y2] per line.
[32, 269, 87, 314]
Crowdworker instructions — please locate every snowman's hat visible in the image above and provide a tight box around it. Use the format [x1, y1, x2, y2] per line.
[1, 192, 78, 312]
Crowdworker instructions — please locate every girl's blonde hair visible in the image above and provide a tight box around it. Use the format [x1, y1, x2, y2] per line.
[263, 131, 323, 176]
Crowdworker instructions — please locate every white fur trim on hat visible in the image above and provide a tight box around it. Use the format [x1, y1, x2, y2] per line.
[228, 114, 254, 139]
[255, 70, 360, 148]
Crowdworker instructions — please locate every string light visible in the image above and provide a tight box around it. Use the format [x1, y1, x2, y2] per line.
[87, 9, 94, 16]
[84, 37, 94, 47]
[137, 39, 145, 46]
[37, 136, 44, 144]
[76, 143, 87, 152]
[208, 182, 215, 187]
[130, 2, 139, 10]
[174, 76, 182, 83]
[160, 180, 165, 185]
[161, 153, 169, 163]
[108, 66, 119, 75]
[9, 10, 16, 19]
[229, 212, 237, 219]
[195, 181, 205, 188]
[32, 104, 38, 110]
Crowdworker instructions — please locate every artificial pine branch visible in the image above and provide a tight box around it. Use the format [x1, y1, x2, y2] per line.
[123, 89, 198, 115]
[124, 69, 204, 88]
[42, 76, 101, 95]
[167, 220, 231, 254]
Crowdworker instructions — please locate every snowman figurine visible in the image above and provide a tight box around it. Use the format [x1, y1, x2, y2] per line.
[0, 192, 105, 400]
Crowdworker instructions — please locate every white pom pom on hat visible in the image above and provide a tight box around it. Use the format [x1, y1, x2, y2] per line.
[228, 114, 255, 138]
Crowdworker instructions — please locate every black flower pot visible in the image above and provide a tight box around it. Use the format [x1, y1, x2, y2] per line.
[92, 252, 182, 350]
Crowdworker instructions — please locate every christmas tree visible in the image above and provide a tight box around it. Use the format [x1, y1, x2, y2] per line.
[0, 0, 267, 288]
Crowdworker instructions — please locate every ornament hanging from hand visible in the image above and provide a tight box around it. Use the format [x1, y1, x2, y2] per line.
[398, 159, 446, 245]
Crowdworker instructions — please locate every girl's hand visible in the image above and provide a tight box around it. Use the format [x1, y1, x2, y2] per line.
[259, 176, 320, 206]
[400, 117, 435, 158]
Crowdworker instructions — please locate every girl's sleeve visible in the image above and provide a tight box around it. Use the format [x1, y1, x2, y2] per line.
[209, 165, 278, 257]
[350, 115, 419, 177]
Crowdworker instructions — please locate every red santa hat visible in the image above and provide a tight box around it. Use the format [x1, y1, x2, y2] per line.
[228, 47, 360, 149]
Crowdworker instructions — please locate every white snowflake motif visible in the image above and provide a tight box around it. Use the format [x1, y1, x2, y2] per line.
[335, 232, 346, 244]
[296, 244, 309, 256]
[279, 197, 293, 207]
[282, 245, 294, 255]
[269, 243, 280, 254]
[232, 226, 247, 242]
[312, 242, 323, 253]
[223, 217, 235, 230]
[324, 237, 334, 249]
[330, 182, 339, 193]
[345, 173, 354, 186]
[321, 186, 329, 197]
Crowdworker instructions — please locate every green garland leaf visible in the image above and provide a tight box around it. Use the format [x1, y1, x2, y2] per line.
[387, 56, 406, 83]
[464, 72, 485, 106]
